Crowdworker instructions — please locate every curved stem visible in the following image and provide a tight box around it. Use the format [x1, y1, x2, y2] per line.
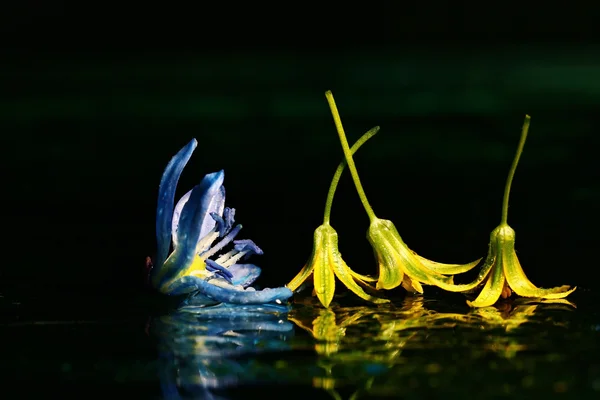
[501, 115, 531, 225]
[323, 126, 380, 224]
[325, 91, 377, 221]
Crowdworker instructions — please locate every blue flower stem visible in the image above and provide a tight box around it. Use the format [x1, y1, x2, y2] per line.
[325, 90, 377, 222]
[323, 126, 380, 225]
[501, 115, 530, 225]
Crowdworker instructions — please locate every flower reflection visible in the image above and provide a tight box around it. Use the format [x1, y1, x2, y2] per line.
[470, 298, 576, 359]
[288, 296, 576, 396]
[152, 303, 294, 399]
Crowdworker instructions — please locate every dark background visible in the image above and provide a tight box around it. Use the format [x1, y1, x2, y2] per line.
[2, 3, 599, 302]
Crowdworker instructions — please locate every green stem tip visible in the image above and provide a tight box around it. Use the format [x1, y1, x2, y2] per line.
[501, 114, 531, 225]
[325, 90, 377, 221]
[323, 126, 380, 224]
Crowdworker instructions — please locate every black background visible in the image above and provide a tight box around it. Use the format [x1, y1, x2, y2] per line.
[2, 3, 599, 301]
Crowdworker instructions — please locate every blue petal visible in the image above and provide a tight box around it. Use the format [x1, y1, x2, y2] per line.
[179, 291, 218, 307]
[223, 207, 236, 234]
[155, 139, 197, 277]
[228, 263, 261, 287]
[209, 213, 225, 235]
[177, 276, 293, 305]
[161, 276, 202, 296]
[233, 239, 263, 259]
[210, 207, 236, 237]
[159, 171, 225, 289]
[172, 185, 225, 248]
[205, 259, 234, 282]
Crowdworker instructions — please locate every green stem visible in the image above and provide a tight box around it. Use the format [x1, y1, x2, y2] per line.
[325, 90, 377, 222]
[501, 114, 531, 225]
[323, 126, 380, 224]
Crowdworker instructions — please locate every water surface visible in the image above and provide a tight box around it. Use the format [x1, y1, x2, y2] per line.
[2, 289, 599, 399]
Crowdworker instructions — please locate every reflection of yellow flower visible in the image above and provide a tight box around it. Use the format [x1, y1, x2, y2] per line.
[287, 127, 388, 307]
[289, 303, 379, 396]
[465, 116, 575, 307]
[290, 306, 373, 356]
[324, 90, 481, 294]
[289, 296, 576, 396]
[470, 298, 576, 358]
[471, 298, 576, 332]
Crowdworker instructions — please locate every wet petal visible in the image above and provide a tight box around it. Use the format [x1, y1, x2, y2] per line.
[333, 258, 389, 304]
[228, 263, 262, 287]
[286, 263, 314, 292]
[314, 250, 335, 308]
[233, 239, 264, 258]
[348, 269, 378, 283]
[210, 206, 236, 237]
[193, 277, 293, 304]
[347, 269, 379, 291]
[428, 250, 496, 293]
[503, 249, 576, 299]
[155, 138, 197, 273]
[223, 208, 236, 235]
[205, 259, 234, 282]
[374, 244, 404, 290]
[160, 274, 204, 296]
[159, 171, 225, 288]
[413, 252, 482, 275]
[391, 242, 457, 288]
[178, 291, 219, 307]
[467, 262, 506, 308]
[401, 276, 423, 294]
[368, 219, 455, 290]
[173, 185, 225, 247]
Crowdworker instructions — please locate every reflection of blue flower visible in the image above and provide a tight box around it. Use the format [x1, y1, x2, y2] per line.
[154, 304, 294, 399]
[151, 139, 292, 305]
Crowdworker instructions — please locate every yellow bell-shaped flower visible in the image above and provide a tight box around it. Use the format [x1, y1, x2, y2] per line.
[286, 127, 388, 307]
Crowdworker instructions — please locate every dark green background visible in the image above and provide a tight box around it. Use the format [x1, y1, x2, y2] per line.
[2, 4, 599, 299]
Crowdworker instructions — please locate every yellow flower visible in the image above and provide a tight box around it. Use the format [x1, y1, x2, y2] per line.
[288, 224, 388, 308]
[286, 127, 388, 307]
[324, 90, 481, 294]
[466, 115, 576, 307]
[367, 218, 481, 293]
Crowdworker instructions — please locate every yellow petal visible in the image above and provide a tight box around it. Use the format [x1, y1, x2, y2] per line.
[333, 257, 389, 304]
[401, 276, 423, 293]
[348, 269, 378, 282]
[287, 263, 315, 291]
[503, 249, 576, 299]
[392, 241, 456, 287]
[413, 251, 482, 275]
[373, 219, 456, 288]
[314, 249, 335, 308]
[374, 243, 404, 290]
[467, 262, 506, 308]
[345, 266, 380, 290]
[426, 249, 496, 293]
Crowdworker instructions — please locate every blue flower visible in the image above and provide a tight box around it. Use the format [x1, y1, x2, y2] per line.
[151, 138, 292, 305]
